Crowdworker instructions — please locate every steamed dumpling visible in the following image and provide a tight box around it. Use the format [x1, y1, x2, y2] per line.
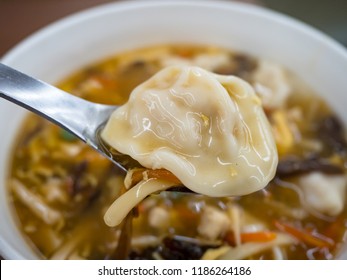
[101, 65, 278, 197]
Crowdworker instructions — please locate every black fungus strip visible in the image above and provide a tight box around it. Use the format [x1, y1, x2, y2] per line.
[276, 155, 343, 177]
[67, 160, 89, 196]
[129, 236, 216, 260]
[109, 211, 133, 260]
[160, 236, 205, 260]
[214, 54, 257, 78]
[318, 115, 347, 155]
[128, 247, 158, 260]
[167, 186, 194, 193]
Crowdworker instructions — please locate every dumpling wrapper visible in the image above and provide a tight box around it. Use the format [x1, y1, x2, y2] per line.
[101, 65, 278, 197]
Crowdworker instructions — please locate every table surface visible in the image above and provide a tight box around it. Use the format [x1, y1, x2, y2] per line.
[1, 0, 346, 58]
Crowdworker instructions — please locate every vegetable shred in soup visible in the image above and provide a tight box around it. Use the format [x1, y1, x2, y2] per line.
[8, 45, 347, 260]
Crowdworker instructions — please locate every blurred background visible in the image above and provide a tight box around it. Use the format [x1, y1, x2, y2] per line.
[1, 0, 347, 58]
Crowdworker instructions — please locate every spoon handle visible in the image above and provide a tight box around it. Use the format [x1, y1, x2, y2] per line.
[0, 63, 111, 144]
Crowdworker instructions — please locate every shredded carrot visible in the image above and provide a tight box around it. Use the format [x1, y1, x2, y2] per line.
[274, 220, 334, 249]
[322, 215, 345, 241]
[89, 75, 118, 90]
[224, 230, 277, 246]
[177, 49, 194, 58]
[130, 168, 181, 186]
[240, 231, 277, 243]
[224, 231, 237, 246]
[175, 204, 198, 220]
[136, 203, 146, 214]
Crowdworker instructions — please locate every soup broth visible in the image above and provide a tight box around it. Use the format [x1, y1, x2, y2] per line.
[8, 45, 347, 260]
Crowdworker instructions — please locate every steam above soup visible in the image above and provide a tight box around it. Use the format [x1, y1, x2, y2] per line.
[101, 65, 278, 226]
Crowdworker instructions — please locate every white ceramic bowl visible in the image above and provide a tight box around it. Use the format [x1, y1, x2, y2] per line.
[1, 0, 347, 259]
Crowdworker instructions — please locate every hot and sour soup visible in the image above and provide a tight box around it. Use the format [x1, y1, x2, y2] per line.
[8, 45, 347, 260]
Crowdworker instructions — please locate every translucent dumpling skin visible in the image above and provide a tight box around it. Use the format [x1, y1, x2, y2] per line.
[102, 66, 278, 196]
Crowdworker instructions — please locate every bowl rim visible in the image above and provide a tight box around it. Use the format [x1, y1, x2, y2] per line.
[2, 0, 347, 64]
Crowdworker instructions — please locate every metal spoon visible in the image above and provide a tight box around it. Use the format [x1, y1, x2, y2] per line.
[0, 62, 127, 172]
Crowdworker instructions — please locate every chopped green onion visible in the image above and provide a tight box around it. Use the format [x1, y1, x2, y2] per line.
[60, 129, 77, 141]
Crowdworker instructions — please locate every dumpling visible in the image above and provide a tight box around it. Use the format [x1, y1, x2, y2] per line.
[101, 65, 278, 226]
[102, 65, 277, 196]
